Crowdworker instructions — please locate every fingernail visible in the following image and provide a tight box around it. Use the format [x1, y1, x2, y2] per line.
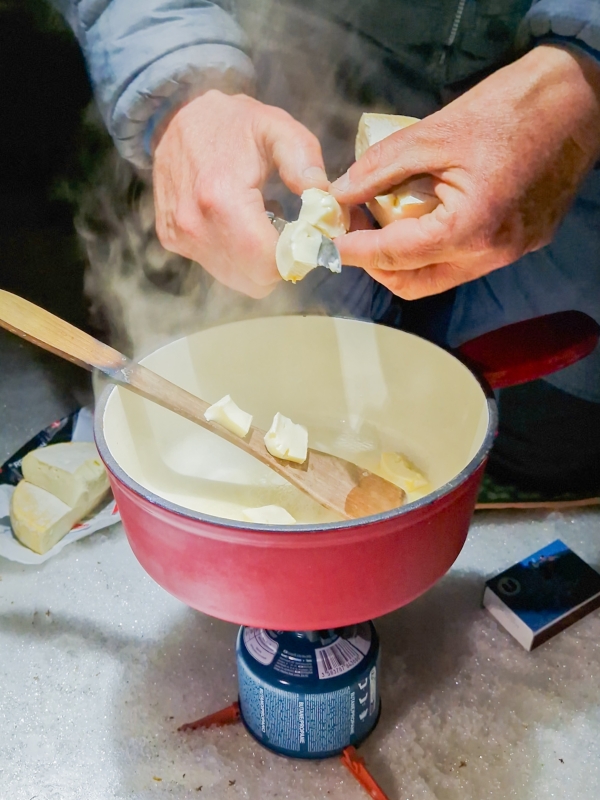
[303, 166, 328, 185]
[331, 172, 350, 193]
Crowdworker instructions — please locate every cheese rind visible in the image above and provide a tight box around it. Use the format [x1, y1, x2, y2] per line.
[275, 219, 323, 282]
[264, 412, 308, 464]
[355, 113, 439, 227]
[10, 479, 108, 555]
[355, 113, 421, 159]
[241, 505, 296, 525]
[298, 188, 350, 238]
[204, 394, 253, 438]
[22, 442, 110, 509]
[354, 113, 421, 160]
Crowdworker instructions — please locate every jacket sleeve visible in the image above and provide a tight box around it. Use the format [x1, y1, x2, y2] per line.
[49, 1, 255, 168]
[523, 0, 600, 56]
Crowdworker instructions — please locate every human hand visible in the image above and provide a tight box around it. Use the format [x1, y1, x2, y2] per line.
[331, 45, 600, 299]
[153, 90, 328, 298]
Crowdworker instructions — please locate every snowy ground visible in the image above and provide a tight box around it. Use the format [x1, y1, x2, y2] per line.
[1, 508, 599, 800]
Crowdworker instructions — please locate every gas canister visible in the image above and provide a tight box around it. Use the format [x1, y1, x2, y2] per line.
[236, 622, 380, 758]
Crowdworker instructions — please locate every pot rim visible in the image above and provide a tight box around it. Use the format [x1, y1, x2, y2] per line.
[94, 316, 498, 534]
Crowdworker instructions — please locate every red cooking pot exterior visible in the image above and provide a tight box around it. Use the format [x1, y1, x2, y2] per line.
[96, 311, 599, 630]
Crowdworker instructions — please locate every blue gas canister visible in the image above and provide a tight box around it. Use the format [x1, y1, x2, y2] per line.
[236, 622, 380, 758]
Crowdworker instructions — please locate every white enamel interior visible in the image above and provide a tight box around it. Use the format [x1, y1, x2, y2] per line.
[101, 316, 490, 525]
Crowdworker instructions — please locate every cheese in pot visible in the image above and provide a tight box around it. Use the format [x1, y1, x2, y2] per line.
[241, 505, 297, 524]
[204, 394, 253, 437]
[264, 412, 308, 464]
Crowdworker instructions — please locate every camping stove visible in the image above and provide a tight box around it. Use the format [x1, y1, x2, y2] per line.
[180, 621, 389, 799]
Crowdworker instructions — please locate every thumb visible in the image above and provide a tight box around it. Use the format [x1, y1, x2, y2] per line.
[262, 110, 329, 195]
[330, 127, 443, 205]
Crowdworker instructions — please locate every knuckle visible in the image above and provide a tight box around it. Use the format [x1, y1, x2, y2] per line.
[396, 282, 424, 301]
[192, 184, 231, 220]
[361, 143, 384, 174]
[267, 105, 294, 126]
[371, 243, 398, 272]
[154, 212, 176, 249]
[173, 204, 200, 239]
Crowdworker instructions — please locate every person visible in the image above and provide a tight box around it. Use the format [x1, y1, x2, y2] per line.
[50, 0, 600, 492]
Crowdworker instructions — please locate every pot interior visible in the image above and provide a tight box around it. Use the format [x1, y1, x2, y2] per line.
[100, 316, 491, 525]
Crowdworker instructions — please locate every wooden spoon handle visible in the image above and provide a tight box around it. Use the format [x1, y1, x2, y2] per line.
[0, 288, 212, 426]
[0, 289, 127, 373]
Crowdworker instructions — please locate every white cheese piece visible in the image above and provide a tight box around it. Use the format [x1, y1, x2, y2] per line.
[22, 442, 110, 510]
[10, 480, 106, 555]
[241, 505, 297, 525]
[204, 394, 253, 438]
[376, 452, 432, 496]
[264, 412, 308, 464]
[355, 112, 439, 227]
[298, 187, 350, 238]
[355, 113, 421, 158]
[275, 219, 323, 282]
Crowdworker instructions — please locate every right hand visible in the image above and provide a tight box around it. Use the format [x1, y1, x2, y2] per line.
[152, 90, 329, 298]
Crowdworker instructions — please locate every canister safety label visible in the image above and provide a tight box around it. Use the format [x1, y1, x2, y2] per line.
[238, 659, 380, 756]
[243, 628, 279, 666]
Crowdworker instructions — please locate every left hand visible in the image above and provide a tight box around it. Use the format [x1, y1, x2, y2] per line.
[331, 45, 600, 300]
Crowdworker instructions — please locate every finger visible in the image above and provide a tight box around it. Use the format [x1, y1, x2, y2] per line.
[214, 188, 282, 289]
[178, 187, 282, 298]
[261, 111, 329, 194]
[330, 128, 446, 204]
[335, 204, 456, 272]
[367, 262, 469, 300]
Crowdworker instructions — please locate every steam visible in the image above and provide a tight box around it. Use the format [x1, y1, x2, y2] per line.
[74, 1, 407, 360]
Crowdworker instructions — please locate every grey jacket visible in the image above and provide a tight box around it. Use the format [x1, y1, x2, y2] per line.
[50, 0, 600, 168]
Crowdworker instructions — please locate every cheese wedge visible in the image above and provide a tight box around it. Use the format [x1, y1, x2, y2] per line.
[298, 188, 350, 238]
[241, 505, 296, 525]
[10, 480, 102, 555]
[355, 113, 439, 226]
[355, 113, 421, 158]
[264, 412, 308, 464]
[204, 394, 252, 438]
[22, 442, 110, 510]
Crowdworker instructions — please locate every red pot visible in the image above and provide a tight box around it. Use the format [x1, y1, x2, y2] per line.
[95, 312, 598, 630]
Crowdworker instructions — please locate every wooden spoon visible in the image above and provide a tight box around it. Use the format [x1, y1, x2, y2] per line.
[0, 290, 405, 520]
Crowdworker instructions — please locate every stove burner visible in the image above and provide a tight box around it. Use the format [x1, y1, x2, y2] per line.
[178, 622, 388, 799]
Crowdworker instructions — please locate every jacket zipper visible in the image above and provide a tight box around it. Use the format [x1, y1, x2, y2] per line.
[438, 0, 468, 68]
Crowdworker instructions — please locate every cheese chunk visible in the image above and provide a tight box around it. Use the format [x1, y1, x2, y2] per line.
[10, 481, 102, 555]
[204, 394, 252, 438]
[241, 505, 297, 525]
[264, 412, 308, 464]
[22, 442, 110, 510]
[275, 219, 323, 282]
[355, 113, 420, 158]
[298, 188, 350, 238]
[376, 452, 432, 496]
[355, 113, 439, 227]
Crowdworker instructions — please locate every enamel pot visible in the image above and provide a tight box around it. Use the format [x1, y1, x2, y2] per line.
[95, 311, 598, 630]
